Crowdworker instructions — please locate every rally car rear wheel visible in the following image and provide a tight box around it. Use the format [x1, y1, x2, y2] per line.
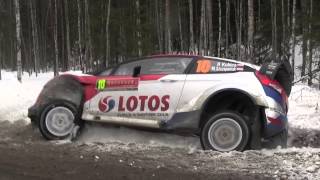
[201, 111, 250, 152]
[39, 101, 81, 140]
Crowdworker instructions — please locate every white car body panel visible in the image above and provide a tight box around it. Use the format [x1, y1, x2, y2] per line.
[78, 56, 288, 138]
[176, 72, 268, 112]
[82, 75, 187, 124]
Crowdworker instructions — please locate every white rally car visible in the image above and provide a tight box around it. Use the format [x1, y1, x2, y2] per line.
[28, 55, 293, 152]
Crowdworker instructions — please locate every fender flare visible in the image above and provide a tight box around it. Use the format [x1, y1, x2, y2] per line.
[200, 88, 259, 114]
[35, 75, 85, 119]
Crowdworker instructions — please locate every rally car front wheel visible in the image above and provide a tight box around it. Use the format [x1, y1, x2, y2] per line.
[201, 111, 250, 152]
[39, 101, 82, 140]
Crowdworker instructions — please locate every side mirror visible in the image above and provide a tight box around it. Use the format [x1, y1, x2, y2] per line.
[133, 66, 141, 77]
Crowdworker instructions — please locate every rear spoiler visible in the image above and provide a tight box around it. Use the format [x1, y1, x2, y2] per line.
[259, 60, 293, 95]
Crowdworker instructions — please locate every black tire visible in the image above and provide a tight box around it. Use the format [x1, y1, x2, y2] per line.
[201, 111, 250, 152]
[39, 100, 82, 140]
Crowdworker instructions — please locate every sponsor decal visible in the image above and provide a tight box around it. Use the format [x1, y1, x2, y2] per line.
[196, 60, 212, 73]
[96, 78, 139, 91]
[98, 95, 170, 112]
[98, 96, 115, 112]
[117, 112, 169, 118]
[236, 64, 244, 71]
[196, 59, 244, 73]
[212, 62, 237, 72]
[97, 79, 107, 90]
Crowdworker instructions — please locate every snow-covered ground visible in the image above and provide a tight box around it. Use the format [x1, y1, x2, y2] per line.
[0, 70, 319, 146]
[0, 70, 320, 138]
[1, 70, 320, 179]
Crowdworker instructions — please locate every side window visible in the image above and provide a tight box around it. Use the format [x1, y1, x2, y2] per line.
[97, 68, 114, 76]
[113, 57, 192, 76]
[113, 61, 139, 76]
[193, 59, 240, 74]
[140, 58, 192, 75]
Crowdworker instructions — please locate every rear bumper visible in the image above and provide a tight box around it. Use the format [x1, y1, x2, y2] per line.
[260, 83, 288, 138]
[263, 107, 288, 138]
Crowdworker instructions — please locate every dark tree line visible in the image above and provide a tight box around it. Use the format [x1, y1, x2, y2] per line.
[0, 0, 320, 85]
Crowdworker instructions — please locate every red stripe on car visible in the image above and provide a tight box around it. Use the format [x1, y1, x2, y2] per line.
[139, 74, 167, 81]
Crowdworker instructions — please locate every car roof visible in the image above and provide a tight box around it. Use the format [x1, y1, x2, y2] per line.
[147, 54, 202, 59]
[110, 54, 260, 71]
[204, 56, 260, 70]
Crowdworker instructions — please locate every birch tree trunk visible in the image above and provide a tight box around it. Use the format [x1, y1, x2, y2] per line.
[225, 0, 230, 57]
[77, 0, 83, 71]
[199, 0, 206, 55]
[30, 0, 39, 76]
[291, 0, 296, 71]
[64, 0, 71, 70]
[301, 27, 307, 78]
[217, 0, 221, 57]
[207, 0, 213, 55]
[14, 0, 22, 82]
[105, 0, 111, 67]
[155, 0, 163, 53]
[287, 0, 290, 31]
[53, 0, 59, 76]
[160, 0, 165, 53]
[240, 0, 243, 60]
[188, 0, 194, 52]
[281, 0, 286, 59]
[60, 2, 66, 71]
[258, 0, 261, 30]
[236, 0, 242, 60]
[42, 1, 51, 72]
[85, 0, 93, 72]
[136, 0, 142, 56]
[271, 0, 277, 61]
[164, 0, 171, 52]
[178, 0, 184, 52]
[301, 1, 308, 78]
[248, 0, 254, 63]
[216, 0, 221, 57]
[307, 0, 313, 86]
[203, 0, 208, 55]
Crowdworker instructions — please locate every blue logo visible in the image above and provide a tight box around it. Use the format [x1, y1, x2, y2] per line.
[98, 96, 115, 112]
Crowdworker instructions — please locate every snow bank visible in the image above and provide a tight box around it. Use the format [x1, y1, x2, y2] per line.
[0, 70, 88, 122]
[288, 84, 320, 130]
[0, 70, 53, 122]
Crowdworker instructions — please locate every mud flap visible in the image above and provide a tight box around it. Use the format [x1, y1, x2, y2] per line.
[70, 125, 81, 141]
[259, 60, 293, 95]
[249, 108, 262, 150]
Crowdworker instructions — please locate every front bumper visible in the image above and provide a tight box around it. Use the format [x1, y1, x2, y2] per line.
[28, 105, 39, 123]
